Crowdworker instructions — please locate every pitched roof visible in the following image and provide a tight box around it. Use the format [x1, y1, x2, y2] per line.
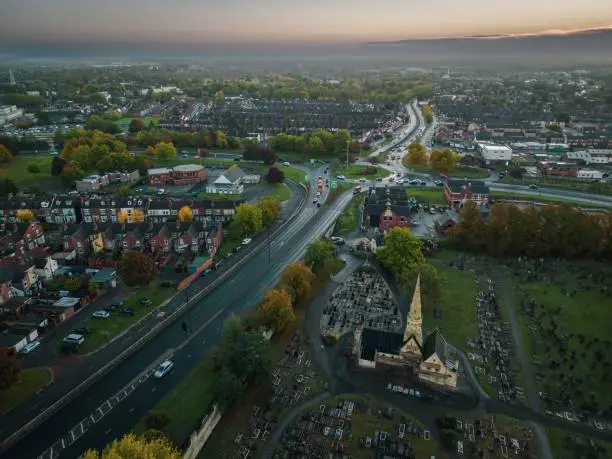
[435, 210, 459, 226]
[360, 328, 404, 361]
[422, 329, 448, 362]
[223, 165, 245, 183]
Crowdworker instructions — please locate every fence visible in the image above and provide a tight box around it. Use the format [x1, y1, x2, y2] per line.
[182, 405, 223, 459]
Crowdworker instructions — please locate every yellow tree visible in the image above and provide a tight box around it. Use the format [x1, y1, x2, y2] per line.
[404, 142, 428, 166]
[81, 433, 180, 459]
[259, 197, 281, 225]
[279, 261, 315, 305]
[0, 144, 13, 163]
[429, 148, 459, 173]
[258, 288, 296, 332]
[16, 209, 34, 223]
[178, 206, 193, 223]
[117, 211, 128, 225]
[154, 141, 177, 161]
[132, 209, 145, 223]
[422, 104, 434, 123]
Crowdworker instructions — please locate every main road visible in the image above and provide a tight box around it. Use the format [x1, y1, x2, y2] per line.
[2, 168, 358, 459]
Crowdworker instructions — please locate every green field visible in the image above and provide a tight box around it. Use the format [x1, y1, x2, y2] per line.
[335, 164, 389, 180]
[76, 283, 172, 354]
[334, 194, 364, 237]
[0, 367, 53, 416]
[405, 187, 446, 204]
[133, 355, 216, 446]
[423, 262, 478, 353]
[0, 155, 60, 191]
[547, 428, 612, 459]
[501, 175, 612, 196]
[265, 183, 292, 201]
[116, 116, 160, 132]
[404, 162, 489, 179]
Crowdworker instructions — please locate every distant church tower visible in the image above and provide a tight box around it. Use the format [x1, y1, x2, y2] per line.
[401, 275, 423, 356]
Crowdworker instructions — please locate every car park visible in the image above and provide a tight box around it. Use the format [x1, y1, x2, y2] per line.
[20, 341, 41, 355]
[154, 360, 175, 378]
[92, 310, 110, 319]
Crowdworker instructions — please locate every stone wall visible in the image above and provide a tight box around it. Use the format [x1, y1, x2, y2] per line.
[182, 405, 223, 459]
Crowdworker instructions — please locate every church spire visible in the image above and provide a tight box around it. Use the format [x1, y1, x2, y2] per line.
[403, 274, 423, 345]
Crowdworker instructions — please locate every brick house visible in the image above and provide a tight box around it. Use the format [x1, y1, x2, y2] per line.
[191, 199, 242, 224]
[149, 224, 171, 254]
[443, 180, 490, 207]
[537, 161, 580, 177]
[0, 223, 46, 257]
[47, 196, 81, 224]
[364, 187, 414, 231]
[63, 224, 93, 256]
[435, 210, 460, 235]
[147, 167, 173, 186]
[0, 197, 42, 223]
[171, 164, 208, 185]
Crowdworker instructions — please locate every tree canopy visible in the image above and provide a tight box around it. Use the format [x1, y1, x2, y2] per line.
[81, 433, 180, 459]
[259, 197, 281, 226]
[0, 145, 13, 163]
[376, 227, 425, 277]
[429, 148, 459, 173]
[118, 252, 156, 287]
[404, 142, 428, 166]
[178, 206, 193, 223]
[257, 288, 296, 332]
[279, 261, 316, 305]
[304, 238, 335, 273]
[234, 203, 263, 237]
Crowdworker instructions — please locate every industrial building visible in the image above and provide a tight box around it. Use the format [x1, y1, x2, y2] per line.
[476, 142, 513, 163]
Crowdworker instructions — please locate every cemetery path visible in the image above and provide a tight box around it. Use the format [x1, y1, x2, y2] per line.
[493, 268, 553, 459]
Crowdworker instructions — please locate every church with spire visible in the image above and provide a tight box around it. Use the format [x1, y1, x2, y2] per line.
[353, 275, 459, 389]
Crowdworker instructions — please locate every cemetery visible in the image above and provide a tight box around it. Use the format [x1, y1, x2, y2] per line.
[435, 414, 537, 459]
[506, 257, 612, 422]
[320, 268, 403, 339]
[200, 332, 326, 458]
[275, 394, 442, 459]
[547, 427, 612, 459]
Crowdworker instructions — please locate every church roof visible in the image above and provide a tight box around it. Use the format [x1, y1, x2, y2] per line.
[360, 328, 404, 361]
[422, 329, 448, 362]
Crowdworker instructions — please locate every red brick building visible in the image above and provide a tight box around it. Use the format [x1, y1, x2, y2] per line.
[147, 167, 173, 186]
[172, 164, 208, 185]
[364, 187, 414, 231]
[443, 180, 490, 207]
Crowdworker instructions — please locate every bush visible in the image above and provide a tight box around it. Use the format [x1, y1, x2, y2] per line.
[27, 163, 40, 173]
[144, 411, 171, 431]
[265, 166, 285, 183]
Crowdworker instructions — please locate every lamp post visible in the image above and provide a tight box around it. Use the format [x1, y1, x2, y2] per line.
[182, 288, 193, 335]
[346, 140, 350, 166]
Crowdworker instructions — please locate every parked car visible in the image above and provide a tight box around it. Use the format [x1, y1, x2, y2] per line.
[139, 298, 153, 307]
[72, 326, 91, 336]
[92, 310, 110, 319]
[212, 261, 223, 270]
[160, 280, 177, 288]
[242, 238, 252, 245]
[201, 268, 213, 277]
[63, 333, 85, 346]
[105, 301, 124, 311]
[120, 308, 135, 316]
[336, 175, 345, 180]
[154, 360, 175, 378]
[282, 161, 290, 166]
[528, 184, 539, 190]
[20, 341, 41, 355]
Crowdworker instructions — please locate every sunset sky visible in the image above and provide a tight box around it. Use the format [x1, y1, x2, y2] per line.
[1, 0, 611, 44]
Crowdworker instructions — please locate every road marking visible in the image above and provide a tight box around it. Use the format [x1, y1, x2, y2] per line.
[105, 428, 111, 435]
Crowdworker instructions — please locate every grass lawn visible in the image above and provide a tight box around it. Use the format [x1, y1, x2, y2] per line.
[264, 183, 292, 201]
[336, 164, 389, 180]
[333, 194, 363, 237]
[76, 283, 172, 354]
[501, 175, 612, 197]
[116, 116, 160, 131]
[547, 427, 612, 459]
[405, 187, 446, 204]
[0, 367, 53, 416]
[133, 355, 216, 446]
[509, 260, 612, 414]
[423, 261, 478, 353]
[0, 155, 60, 191]
[491, 191, 612, 209]
[403, 162, 489, 179]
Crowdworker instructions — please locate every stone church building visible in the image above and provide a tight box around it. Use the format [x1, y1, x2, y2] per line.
[353, 275, 459, 389]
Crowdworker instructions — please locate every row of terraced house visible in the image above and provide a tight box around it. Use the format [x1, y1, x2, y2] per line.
[0, 195, 243, 225]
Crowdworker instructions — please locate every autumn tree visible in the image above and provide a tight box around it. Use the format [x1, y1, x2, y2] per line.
[81, 433, 180, 459]
[117, 211, 128, 225]
[259, 197, 281, 226]
[304, 238, 334, 273]
[265, 166, 285, 183]
[422, 104, 434, 124]
[404, 142, 428, 166]
[215, 130, 228, 149]
[154, 141, 177, 161]
[279, 261, 316, 305]
[178, 206, 193, 223]
[132, 209, 146, 223]
[0, 145, 13, 163]
[450, 201, 485, 251]
[16, 209, 34, 223]
[258, 289, 296, 332]
[128, 118, 145, 133]
[429, 148, 459, 173]
[60, 161, 85, 188]
[118, 252, 155, 287]
[234, 203, 263, 237]
[0, 351, 20, 389]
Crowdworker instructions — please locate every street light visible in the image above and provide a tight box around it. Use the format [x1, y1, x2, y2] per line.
[346, 140, 350, 166]
[182, 288, 193, 335]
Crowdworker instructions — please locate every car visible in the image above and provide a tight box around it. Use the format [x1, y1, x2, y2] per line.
[160, 280, 177, 288]
[429, 208, 437, 215]
[234, 157, 241, 161]
[282, 161, 290, 166]
[359, 178, 366, 183]
[225, 252, 233, 259]
[376, 177, 383, 181]
[120, 308, 135, 316]
[63, 333, 85, 346]
[201, 268, 213, 277]
[396, 179, 404, 185]
[336, 175, 345, 180]
[20, 341, 41, 355]
[313, 198, 318, 204]
[434, 180, 444, 186]
[72, 326, 91, 335]
[139, 298, 153, 307]
[242, 238, 252, 245]
[528, 184, 539, 190]
[154, 360, 175, 379]
[316, 191, 321, 197]
[92, 310, 110, 319]
[232, 245, 242, 253]
[157, 188, 166, 195]
[388, 177, 395, 182]
[212, 260, 223, 269]
[331, 236, 345, 246]
[317, 202, 321, 207]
